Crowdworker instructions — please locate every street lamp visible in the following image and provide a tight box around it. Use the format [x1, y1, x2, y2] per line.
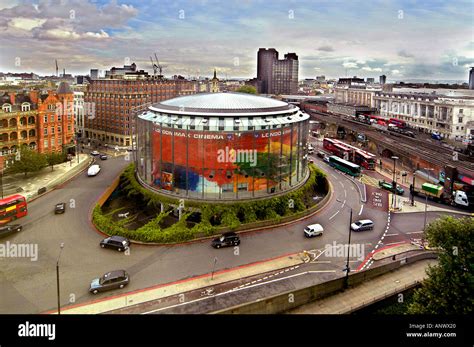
[56, 243, 65, 314]
[391, 156, 399, 208]
[336, 198, 353, 289]
[423, 168, 435, 234]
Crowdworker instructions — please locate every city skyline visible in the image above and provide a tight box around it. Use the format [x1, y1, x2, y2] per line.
[0, 0, 472, 81]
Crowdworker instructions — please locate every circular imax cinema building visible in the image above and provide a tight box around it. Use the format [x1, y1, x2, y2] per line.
[135, 92, 310, 200]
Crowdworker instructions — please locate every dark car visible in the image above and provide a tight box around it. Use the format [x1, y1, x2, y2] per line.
[99, 154, 108, 160]
[89, 270, 129, 294]
[0, 224, 22, 238]
[317, 151, 326, 158]
[211, 232, 240, 249]
[54, 202, 66, 214]
[100, 235, 130, 252]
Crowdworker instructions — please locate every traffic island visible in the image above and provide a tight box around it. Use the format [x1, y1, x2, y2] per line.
[92, 163, 331, 245]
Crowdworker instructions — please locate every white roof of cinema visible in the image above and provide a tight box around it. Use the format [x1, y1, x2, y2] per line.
[149, 92, 297, 116]
[162, 92, 287, 109]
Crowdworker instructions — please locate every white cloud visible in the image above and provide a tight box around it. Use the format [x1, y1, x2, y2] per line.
[342, 62, 358, 69]
[362, 66, 383, 72]
[9, 17, 46, 31]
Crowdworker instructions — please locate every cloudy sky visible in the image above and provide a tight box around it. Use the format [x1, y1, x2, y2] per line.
[0, 0, 472, 81]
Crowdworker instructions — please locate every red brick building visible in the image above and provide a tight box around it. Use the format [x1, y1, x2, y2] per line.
[84, 66, 197, 147]
[0, 82, 75, 159]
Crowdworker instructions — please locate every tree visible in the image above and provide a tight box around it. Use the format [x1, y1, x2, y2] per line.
[407, 216, 474, 314]
[236, 85, 257, 94]
[7, 146, 47, 177]
[46, 152, 66, 171]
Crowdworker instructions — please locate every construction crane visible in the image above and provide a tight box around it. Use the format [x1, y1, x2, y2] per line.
[150, 56, 158, 76]
[153, 53, 164, 79]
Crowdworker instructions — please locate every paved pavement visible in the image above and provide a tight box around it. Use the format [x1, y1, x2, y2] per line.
[288, 258, 437, 314]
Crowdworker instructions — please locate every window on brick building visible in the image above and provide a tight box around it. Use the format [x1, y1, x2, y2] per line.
[44, 128, 48, 135]
[44, 116, 48, 123]
[58, 126, 61, 133]
[50, 115, 54, 122]
[51, 127, 55, 134]
[44, 139, 48, 148]
[51, 138, 55, 146]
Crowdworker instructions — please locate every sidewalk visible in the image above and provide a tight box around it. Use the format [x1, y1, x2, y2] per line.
[288, 258, 437, 314]
[49, 252, 305, 314]
[2, 153, 91, 201]
[388, 193, 472, 215]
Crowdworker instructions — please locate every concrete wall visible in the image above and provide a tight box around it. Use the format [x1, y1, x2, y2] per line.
[213, 252, 438, 314]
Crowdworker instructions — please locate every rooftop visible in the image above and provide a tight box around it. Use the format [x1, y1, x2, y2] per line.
[150, 92, 296, 116]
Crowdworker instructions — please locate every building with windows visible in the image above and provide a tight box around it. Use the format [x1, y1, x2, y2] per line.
[374, 91, 474, 140]
[469, 67, 474, 90]
[83, 63, 197, 147]
[136, 92, 310, 201]
[0, 82, 75, 158]
[256, 48, 299, 94]
[73, 89, 85, 138]
[334, 84, 382, 108]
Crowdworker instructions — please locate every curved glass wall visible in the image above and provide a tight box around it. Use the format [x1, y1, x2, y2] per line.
[136, 112, 310, 201]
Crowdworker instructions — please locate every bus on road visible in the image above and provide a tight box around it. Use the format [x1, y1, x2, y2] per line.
[0, 194, 27, 225]
[328, 156, 361, 177]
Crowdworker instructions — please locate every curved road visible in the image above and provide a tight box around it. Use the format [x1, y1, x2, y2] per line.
[0, 149, 445, 314]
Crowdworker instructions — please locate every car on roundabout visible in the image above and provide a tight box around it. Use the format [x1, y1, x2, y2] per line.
[211, 232, 240, 248]
[304, 223, 324, 237]
[89, 270, 129, 294]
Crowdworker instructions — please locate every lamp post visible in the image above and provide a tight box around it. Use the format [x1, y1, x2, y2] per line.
[56, 243, 65, 314]
[391, 156, 399, 208]
[337, 198, 353, 289]
[423, 168, 435, 234]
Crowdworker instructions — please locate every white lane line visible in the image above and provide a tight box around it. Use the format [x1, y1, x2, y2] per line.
[311, 260, 331, 264]
[344, 189, 347, 198]
[359, 205, 364, 215]
[339, 181, 344, 188]
[329, 210, 340, 220]
[406, 231, 424, 234]
[330, 173, 337, 179]
[385, 233, 399, 236]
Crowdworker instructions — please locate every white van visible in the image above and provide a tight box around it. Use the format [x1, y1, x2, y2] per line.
[87, 164, 101, 177]
[304, 224, 324, 237]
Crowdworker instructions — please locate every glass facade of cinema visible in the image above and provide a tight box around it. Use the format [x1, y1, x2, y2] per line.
[135, 112, 310, 201]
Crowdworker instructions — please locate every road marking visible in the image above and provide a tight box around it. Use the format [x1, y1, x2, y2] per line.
[406, 231, 424, 234]
[311, 260, 331, 264]
[339, 181, 344, 188]
[384, 241, 405, 246]
[359, 205, 364, 215]
[385, 233, 399, 236]
[344, 189, 347, 198]
[329, 210, 340, 220]
[330, 173, 337, 179]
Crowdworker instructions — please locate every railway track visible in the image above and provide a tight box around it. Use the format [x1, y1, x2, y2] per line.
[309, 111, 474, 176]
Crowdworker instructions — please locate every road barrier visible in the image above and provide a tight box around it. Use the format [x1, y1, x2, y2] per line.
[212, 251, 438, 314]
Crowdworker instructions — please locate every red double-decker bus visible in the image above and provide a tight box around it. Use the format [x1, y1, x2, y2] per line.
[323, 138, 376, 170]
[0, 194, 28, 225]
[323, 138, 351, 160]
[354, 150, 376, 170]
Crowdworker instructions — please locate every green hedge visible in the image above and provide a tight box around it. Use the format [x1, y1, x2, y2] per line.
[93, 163, 327, 243]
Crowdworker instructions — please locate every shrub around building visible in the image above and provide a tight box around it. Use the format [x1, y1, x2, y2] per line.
[92, 163, 328, 244]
